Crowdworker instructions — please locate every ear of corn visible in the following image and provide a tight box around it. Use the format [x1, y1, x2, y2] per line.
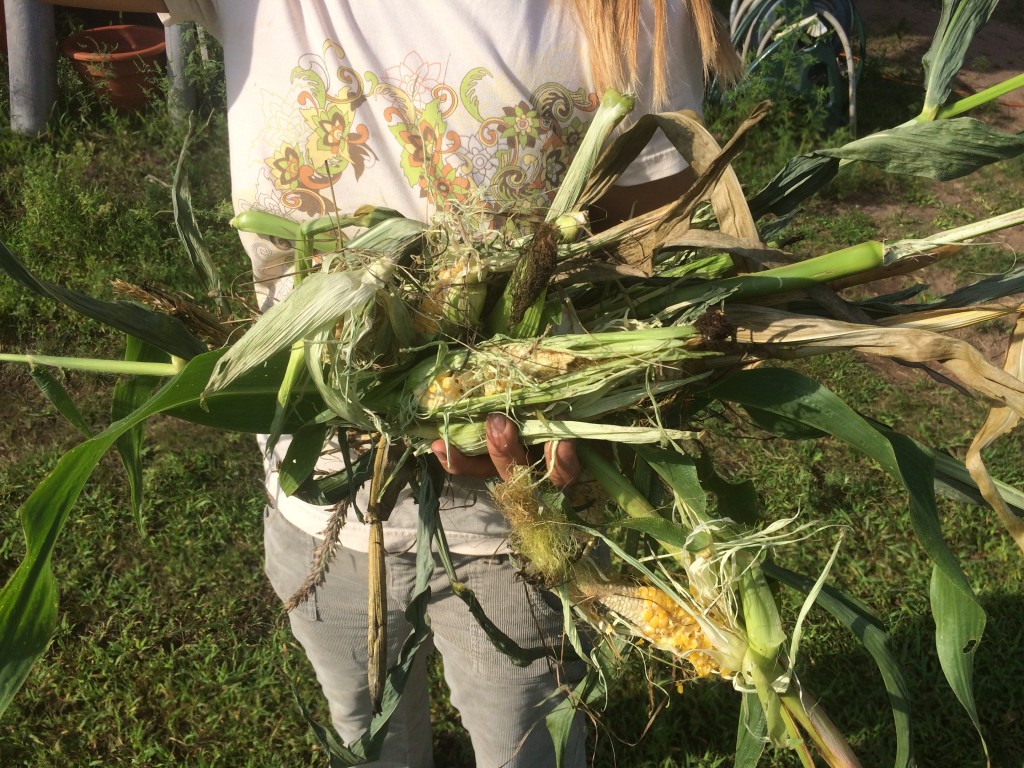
[413, 246, 488, 341]
[574, 580, 725, 679]
[406, 327, 709, 420]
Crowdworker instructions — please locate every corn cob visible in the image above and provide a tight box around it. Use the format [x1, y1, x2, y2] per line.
[408, 327, 706, 417]
[413, 245, 487, 341]
[575, 580, 725, 679]
[412, 344, 582, 411]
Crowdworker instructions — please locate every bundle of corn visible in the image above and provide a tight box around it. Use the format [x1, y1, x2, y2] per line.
[491, 444, 860, 764]
[2, 2, 1024, 765]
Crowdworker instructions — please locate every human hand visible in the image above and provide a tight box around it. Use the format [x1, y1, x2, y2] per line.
[431, 413, 581, 487]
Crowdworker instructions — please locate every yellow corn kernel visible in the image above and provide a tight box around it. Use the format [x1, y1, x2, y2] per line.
[583, 582, 721, 678]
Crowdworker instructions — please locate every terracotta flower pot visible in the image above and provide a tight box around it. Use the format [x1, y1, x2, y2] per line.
[61, 25, 167, 112]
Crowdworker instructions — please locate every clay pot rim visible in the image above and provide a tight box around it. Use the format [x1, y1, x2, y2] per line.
[61, 24, 166, 63]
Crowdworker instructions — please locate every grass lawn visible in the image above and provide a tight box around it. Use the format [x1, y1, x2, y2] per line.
[1, 6, 1023, 767]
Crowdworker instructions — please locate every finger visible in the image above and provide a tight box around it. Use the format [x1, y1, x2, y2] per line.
[486, 413, 529, 481]
[431, 439, 498, 478]
[544, 439, 582, 488]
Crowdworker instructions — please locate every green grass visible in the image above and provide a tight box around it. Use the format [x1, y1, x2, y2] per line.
[2, 15, 1024, 768]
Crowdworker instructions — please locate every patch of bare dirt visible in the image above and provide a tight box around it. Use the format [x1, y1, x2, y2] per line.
[858, 0, 1024, 132]
[850, 0, 1024, 253]
[804, 0, 1024, 263]
[818, 1, 1024, 389]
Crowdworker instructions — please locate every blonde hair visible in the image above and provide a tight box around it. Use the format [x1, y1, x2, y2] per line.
[568, 0, 743, 107]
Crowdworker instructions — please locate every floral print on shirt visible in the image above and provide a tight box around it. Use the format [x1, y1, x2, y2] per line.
[253, 40, 599, 222]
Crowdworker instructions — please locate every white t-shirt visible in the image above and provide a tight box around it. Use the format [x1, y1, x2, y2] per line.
[163, 0, 705, 553]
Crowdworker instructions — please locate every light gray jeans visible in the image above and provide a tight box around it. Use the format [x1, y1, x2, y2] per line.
[264, 503, 587, 768]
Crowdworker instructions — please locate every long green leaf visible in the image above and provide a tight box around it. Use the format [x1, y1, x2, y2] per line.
[351, 457, 440, 760]
[711, 367, 987, 750]
[111, 337, 167, 531]
[748, 154, 839, 220]
[633, 445, 707, 518]
[868, 419, 1024, 518]
[294, 458, 438, 766]
[29, 368, 92, 438]
[278, 422, 329, 498]
[930, 567, 989, 762]
[735, 691, 768, 768]
[0, 240, 206, 360]
[921, 0, 1000, 120]
[821, 119, 1024, 180]
[172, 118, 227, 314]
[0, 349, 322, 719]
[432, 518, 550, 666]
[547, 666, 601, 768]
[929, 266, 1024, 310]
[750, 118, 1023, 223]
[750, 119, 1024, 222]
[765, 562, 914, 768]
[608, 516, 692, 550]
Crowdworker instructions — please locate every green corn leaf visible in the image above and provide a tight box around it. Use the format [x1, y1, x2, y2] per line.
[295, 460, 437, 766]
[735, 691, 768, 768]
[432, 511, 550, 666]
[695, 453, 760, 527]
[748, 154, 839, 220]
[289, 691, 364, 766]
[349, 457, 443, 761]
[29, 368, 92, 438]
[633, 445, 707, 518]
[820, 119, 1024, 180]
[305, 326, 375, 432]
[111, 336, 167, 531]
[867, 418, 1024, 518]
[547, 666, 601, 768]
[0, 240, 206, 360]
[608, 516, 691, 549]
[921, 0, 1000, 120]
[712, 367, 987, 753]
[931, 566, 989, 763]
[290, 449, 374, 507]
[163, 352, 324, 433]
[0, 348, 323, 719]
[749, 118, 1023, 221]
[766, 562, 914, 768]
[929, 266, 1024, 310]
[744, 405, 829, 440]
[172, 119, 227, 314]
[278, 422, 329, 498]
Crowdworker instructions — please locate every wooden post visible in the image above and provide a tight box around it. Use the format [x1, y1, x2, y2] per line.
[5, 0, 58, 134]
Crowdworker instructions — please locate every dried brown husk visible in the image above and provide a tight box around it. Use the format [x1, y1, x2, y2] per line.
[965, 314, 1024, 553]
[726, 304, 1024, 415]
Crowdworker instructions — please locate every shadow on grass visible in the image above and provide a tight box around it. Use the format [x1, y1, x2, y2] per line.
[796, 589, 1024, 768]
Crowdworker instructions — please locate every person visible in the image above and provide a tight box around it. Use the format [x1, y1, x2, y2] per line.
[44, 2, 740, 765]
